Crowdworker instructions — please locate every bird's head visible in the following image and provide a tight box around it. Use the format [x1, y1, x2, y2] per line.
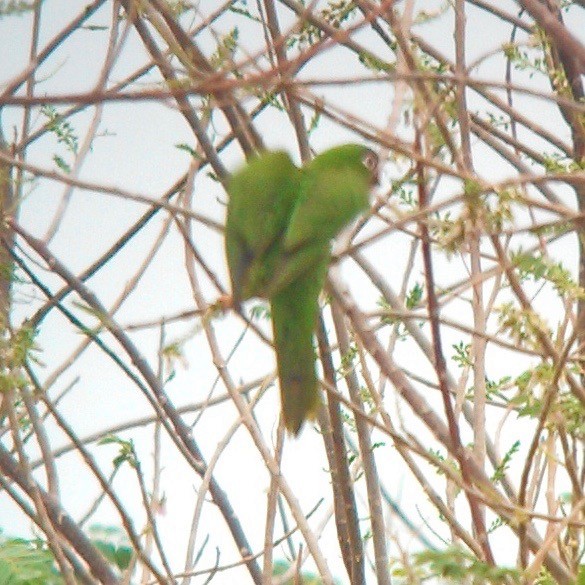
[310, 143, 379, 186]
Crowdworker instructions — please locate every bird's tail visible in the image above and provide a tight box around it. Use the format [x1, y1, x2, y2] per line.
[270, 270, 323, 435]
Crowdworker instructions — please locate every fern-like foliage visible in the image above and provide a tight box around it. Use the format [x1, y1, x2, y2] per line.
[0, 537, 63, 585]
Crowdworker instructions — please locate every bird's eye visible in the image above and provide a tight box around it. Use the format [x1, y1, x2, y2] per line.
[362, 149, 379, 184]
[362, 149, 379, 172]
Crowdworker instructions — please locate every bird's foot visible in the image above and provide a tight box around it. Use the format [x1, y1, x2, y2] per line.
[203, 294, 236, 323]
[214, 294, 235, 312]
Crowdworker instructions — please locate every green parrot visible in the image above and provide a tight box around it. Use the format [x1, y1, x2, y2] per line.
[225, 144, 379, 434]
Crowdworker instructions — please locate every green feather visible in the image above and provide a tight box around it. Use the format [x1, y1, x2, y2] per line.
[270, 255, 328, 434]
[224, 144, 378, 434]
[285, 144, 375, 251]
[225, 150, 301, 305]
[248, 144, 376, 299]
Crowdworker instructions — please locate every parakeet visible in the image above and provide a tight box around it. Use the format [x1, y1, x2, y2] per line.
[225, 144, 379, 434]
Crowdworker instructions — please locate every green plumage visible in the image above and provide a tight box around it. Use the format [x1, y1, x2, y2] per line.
[225, 144, 378, 434]
[286, 144, 377, 250]
[225, 151, 301, 306]
[271, 257, 328, 433]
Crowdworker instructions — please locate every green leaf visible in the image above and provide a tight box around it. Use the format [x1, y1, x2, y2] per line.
[406, 282, 423, 309]
[491, 440, 520, 483]
[0, 1, 34, 16]
[228, 0, 261, 22]
[415, 546, 521, 583]
[52, 155, 71, 174]
[41, 105, 79, 154]
[175, 143, 200, 158]
[88, 525, 133, 571]
[451, 341, 471, 368]
[93, 540, 132, 571]
[98, 434, 138, 468]
[0, 537, 63, 584]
